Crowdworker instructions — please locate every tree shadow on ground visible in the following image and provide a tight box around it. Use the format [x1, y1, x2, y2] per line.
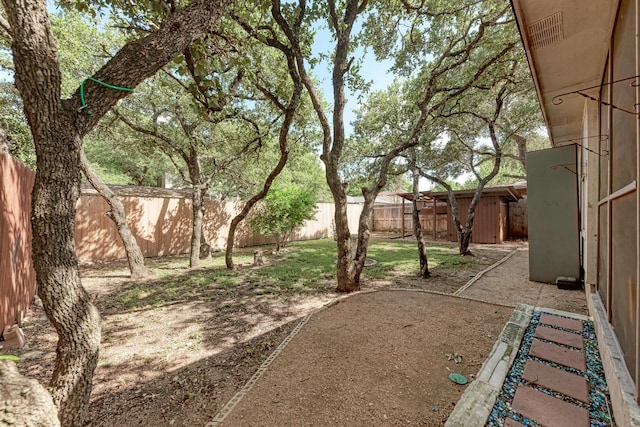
[81, 249, 339, 426]
[88, 317, 305, 426]
[13, 238, 522, 426]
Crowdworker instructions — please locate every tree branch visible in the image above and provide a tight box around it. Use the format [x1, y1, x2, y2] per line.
[0, 13, 11, 40]
[113, 108, 188, 164]
[64, 0, 233, 136]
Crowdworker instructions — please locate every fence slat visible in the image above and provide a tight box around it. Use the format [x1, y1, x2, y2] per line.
[372, 204, 448, 237]
[509, 197, 528, 238]
[1, 153, 36, 332]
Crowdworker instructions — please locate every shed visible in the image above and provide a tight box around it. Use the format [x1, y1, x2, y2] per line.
[398, 184, 524, 244]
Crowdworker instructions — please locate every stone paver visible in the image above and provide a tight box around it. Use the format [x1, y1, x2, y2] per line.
[529, 339, 586, 371]
[441, 249, 611, 426]
[522, 360, 589, 403]
[512, 386, 590, 427]
[445, 305, 533, 427]
[539, 313, 584, 333]
[534, 325, 583, 349]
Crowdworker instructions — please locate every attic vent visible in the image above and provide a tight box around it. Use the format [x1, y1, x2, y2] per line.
[550, 117, 568, 127]
[527, 12, 564, 50]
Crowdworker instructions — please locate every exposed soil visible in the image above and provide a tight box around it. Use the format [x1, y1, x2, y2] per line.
[373, 243, 519, 294]
[221, 291, 512, 427]
[7, 239, 587, 426]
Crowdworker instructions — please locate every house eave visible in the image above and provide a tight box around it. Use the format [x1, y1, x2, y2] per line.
[510, 0, 619, 146]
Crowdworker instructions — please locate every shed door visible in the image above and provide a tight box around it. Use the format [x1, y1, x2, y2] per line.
[527, 145, 580, 283]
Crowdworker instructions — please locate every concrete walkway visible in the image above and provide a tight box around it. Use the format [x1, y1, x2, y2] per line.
[457, 247, 588, 315]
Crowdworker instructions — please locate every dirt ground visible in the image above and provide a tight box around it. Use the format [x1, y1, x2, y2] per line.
[221, 291, 512, 427]
[7, 240, 588, 426]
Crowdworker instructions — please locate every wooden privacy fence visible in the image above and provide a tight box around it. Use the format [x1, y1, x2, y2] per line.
[508, 196, 528, 238]
[445, 196, 509, 244]
[372, 204, 448, 238]
[0, 153, 36, 333]
[75, 186, 364, 261]
[373, 195, 528, 243]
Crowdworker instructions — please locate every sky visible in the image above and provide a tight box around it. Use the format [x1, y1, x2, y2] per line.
[310, 23, 397, 138]
[310, 27, 437, 190]
[6, 4, 435, 189]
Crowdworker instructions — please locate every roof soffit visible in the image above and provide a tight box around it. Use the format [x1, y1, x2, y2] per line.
[511, 0, 619, 144]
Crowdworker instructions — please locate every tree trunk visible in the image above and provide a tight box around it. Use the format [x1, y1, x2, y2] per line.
[458, 229, 473, 256]
[190, 186, 206, 268]
[225, 216, 240, 270]
[432, 178, 469, 255]
[333, 186, 381, 293]
[32, 121, 102, 427]
[447, 186, 473, 256]
[224, 14, 303, 269]
[457, 143, 502, 256]
[418, 171, 474, 256]
[79, 148, 153, 278]
[0, 360, 60, 427]
[6, 6, 102, 424]
[225, 147, 289, 270]
[410, 158, 430, 278]
[281, 0, 411, 293]
[514, 133, 527, 171]
[320, 0, 365, 293]
[333, 190, 360, 292]
[224, 117, 294, 269]
[307, 0, 427, 292]
[199, 232, 211, 259]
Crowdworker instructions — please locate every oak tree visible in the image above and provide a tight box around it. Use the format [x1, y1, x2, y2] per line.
[1, 0, 232, 423]
[324, 0, 516, 290]
[416, 50, 537, 255]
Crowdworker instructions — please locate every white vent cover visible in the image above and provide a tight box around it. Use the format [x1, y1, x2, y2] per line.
[527, 12, 564, 50]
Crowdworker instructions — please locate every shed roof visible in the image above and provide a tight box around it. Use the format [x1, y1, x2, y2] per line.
[397, 183, 524, 203]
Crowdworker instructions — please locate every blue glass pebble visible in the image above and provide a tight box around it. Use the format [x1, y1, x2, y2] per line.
[485, 311, 614, 427]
